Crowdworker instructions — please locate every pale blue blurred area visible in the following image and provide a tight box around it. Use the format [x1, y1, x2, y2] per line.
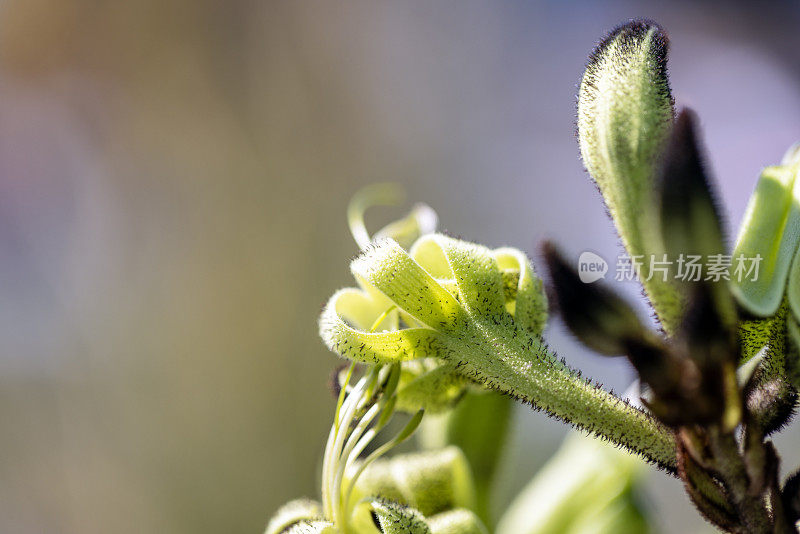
[1, 1, 799, 533]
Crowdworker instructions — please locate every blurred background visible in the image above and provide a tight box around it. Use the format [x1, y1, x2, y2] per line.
[1, 1, 799, 532]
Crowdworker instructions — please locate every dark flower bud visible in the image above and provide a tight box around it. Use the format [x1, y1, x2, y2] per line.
[679, 283, 737, 367]
[746, 378, 797, 435]
[782, 469, 800, 525]
[657, 109, 736, 329]
[657, 109, 726, 262]
[542, 242, 655, 356]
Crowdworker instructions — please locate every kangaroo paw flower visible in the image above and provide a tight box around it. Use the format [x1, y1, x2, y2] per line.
[321, 235, 676, 470]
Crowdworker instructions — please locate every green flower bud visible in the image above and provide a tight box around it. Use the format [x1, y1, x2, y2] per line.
[578, 19, 679, 332]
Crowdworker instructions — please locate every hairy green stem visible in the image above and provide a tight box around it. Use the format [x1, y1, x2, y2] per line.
[443, 323, 677, 472]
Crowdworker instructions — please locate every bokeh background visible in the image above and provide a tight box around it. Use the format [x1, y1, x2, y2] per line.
[2, 1, 800, 533]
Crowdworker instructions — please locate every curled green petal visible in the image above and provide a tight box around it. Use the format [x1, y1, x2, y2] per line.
[333, 285, 398, 332]
[411, 235, 507, 319]
[374, 203, 438, 250]
[347, 183, 438, 252]
[494, 247, 548, 335]
[352, 240, 466, 332]
[348, 183, 406, 250]
[731, 154, 800, 317]
[320, 288, 445, 364]
[578, 19, 680, 332]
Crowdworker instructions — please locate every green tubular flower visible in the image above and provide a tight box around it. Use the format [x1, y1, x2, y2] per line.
[731, 147, 800, 318]
[784, 144, 800, 329]
[731, 143, 800, 395]
[578, 19, 680, 333]
[320, 234, 677, 470]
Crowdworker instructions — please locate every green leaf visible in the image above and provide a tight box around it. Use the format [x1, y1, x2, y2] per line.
[321, 235, 677, 470]
[266, 499, 328, 534]
[495, 432, 652, 534]
[731, 153, 800, 317]
[578, 19, 680, 333]
[348, 446, 476, 518]
[427, 509, 489, 534]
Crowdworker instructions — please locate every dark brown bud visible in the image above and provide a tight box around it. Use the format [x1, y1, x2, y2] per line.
[542, 242, 654, 356]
